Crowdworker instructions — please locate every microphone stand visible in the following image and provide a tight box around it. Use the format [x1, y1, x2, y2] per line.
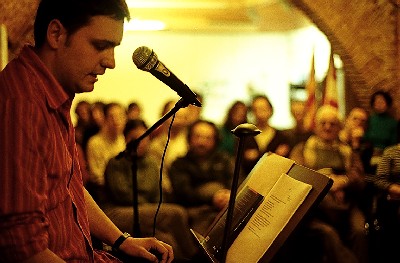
[220, 123, 261, 263]
[117, 98, 192, 237]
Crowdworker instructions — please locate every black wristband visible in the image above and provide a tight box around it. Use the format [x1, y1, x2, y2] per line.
[112, 232, 131, 251]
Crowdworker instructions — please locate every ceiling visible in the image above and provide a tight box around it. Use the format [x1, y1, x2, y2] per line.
[125, 0, 312, 32]
[0, 0, 313, 58]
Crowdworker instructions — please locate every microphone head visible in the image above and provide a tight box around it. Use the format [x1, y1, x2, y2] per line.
[132, 46, 158, 72]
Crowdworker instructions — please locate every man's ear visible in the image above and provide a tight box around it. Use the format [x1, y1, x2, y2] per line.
[46, 19, 66, 49]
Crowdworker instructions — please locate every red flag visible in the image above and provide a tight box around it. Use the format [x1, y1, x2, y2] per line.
[303, 51, 317, 132]
[322, 52, 338, 108]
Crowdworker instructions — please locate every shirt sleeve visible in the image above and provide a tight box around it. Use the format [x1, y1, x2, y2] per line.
[375, 147, 395, 191]
[0, 99, 49, 261]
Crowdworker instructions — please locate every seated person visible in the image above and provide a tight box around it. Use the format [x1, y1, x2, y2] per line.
[339, 107, 374, 174]
[103, 119, 198, 260]
[373, 143, 400, 262]
[250, 95, 291, 158]
[364, 90, 398, 172]
[169, 120, 241, 235]
[289, 105, 368, 263]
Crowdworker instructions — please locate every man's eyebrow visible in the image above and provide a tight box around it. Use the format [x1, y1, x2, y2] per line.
[93, 39, 120, 47]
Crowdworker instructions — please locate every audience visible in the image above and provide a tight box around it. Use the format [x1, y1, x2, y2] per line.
[127, 101, 142, 121]
[69, 92, 398, 263]
[91, 101, 107, 130]
[364, 90, 397, 172]
[74, 100, 94, 147]
[339, 107, 368, 150]
[168, 119, 238, 235]
[103, 119, 198, 260]
[86, 102, 127, 200]
[186, 92, 203, 126]
[339, 107, 373, 171]
[148, 100, 191, 195]
[218, 100, 259, 174]
[283, 99, 313, 150]
[290, 105, 368, 263]
[250, 94, 291, 158]
[219, 100, 249, 156]
[372, 143, 400, 262]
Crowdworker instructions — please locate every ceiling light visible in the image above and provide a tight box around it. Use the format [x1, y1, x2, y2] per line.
[125, 0, 228, 9]
[124, 19, 166, 31]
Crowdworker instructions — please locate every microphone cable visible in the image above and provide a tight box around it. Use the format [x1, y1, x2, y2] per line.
[152, 113, 176, 237]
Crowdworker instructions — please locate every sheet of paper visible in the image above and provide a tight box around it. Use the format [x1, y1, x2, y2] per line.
[226, 173, 312, 263]
[243, 153, 295, 196]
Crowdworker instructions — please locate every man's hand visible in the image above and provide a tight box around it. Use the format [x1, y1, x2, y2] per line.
[388, 184, 400, 201]
[119, 237, 174, 263]
[213, 189, 230, 210]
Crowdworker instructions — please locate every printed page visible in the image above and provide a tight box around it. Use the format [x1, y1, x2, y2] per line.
[203, 186, 264, 258]
[241, 153, 295, 196]
[226, 173, 312, 263]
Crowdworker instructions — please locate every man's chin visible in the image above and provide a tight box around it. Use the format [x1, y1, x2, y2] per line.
[77, 85, 95, 93]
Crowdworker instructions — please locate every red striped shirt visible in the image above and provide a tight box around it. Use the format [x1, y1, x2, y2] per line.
[0, 46, 117, 262]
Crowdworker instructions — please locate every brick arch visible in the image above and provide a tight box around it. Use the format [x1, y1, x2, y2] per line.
[290, 0, 400, 116]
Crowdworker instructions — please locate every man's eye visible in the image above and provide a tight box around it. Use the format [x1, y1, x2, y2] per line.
[93, 41, 112, 51]
[94, 44, 108, 51]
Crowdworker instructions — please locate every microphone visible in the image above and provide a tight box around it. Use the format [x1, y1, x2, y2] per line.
[132, 46, 202, 107]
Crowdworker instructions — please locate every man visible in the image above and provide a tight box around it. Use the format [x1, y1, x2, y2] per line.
[103, 119, 198, 260]
[86, 102, 127, 200]
[290, 105, 368, 263]
[168, 120, 238, 234]
[339, 107, 369, 150]
[0, 0, 173, 262]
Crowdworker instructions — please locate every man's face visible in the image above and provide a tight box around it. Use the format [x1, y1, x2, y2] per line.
[106, 105, 127, 134]
[347, 108, 367, 130]
[126, 126, 149, 157]
[315, 113, 341, 142]
[189, 122, 217, 157]
[53, 16, 124, 94]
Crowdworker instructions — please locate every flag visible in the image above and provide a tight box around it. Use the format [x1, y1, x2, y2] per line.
[322, 52, 338, 108]
[303, 51, 317, 132]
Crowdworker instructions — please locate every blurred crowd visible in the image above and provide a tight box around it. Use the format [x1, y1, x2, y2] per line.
[73, 90, 400, 263]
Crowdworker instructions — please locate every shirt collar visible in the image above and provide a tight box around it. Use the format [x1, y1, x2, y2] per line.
[19, 45, 73, 110]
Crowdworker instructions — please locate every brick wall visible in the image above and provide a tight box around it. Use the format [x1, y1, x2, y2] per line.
[291, 0, 400, 117]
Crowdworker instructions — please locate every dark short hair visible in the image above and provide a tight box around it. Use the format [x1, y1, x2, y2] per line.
[128, 102, 140, 111]
[123, 119, 147, 137]
[34, 0, 131, 47]
[103, 102, 124, 118]
[370, 90, 393, 108]
[187, 119, 220, 145]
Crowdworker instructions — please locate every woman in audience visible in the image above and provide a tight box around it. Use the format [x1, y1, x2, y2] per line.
[364, 90, 397, 172]
[250, 94, 291, 158]
[219, 100, 259, 174]
[219, 100, 248, 155]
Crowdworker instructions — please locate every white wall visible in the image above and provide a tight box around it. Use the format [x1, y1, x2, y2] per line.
[73, 26, 332, 129]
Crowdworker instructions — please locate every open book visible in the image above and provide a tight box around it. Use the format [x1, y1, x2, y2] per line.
[191, 153, 333, 263]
